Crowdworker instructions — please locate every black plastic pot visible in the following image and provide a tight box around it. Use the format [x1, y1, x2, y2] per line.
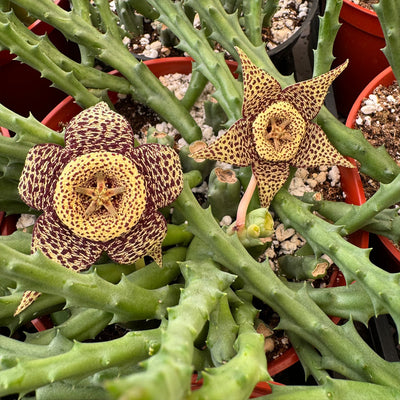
[268, 0, 319, 80]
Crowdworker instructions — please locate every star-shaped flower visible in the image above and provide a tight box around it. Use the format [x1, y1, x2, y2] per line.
[191, 48, 353, 208]
[16, 102, 183, 315]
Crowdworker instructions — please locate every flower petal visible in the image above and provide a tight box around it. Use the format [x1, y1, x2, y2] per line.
[106, 209, 167, 267]
[128, 144, 183, 209]
[18, 143, 68, 212]
[14, 291, 41, 316]
[252, 159, 290, 208]
[292, 123, 355, 169]
[282, 61, 348, 121]
[190, 118, 256, 166]
[237, 47, 282, 118]
[32, 211, 104, 271]
[65, 102, 136, 156]
[14, 212, 105, 315]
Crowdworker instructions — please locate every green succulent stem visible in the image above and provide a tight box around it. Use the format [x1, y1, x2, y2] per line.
[312, 0, 342, 77]
[262, 0, 279, 27]
[278, 255, 329, 280]
[207, 167, 242, 220]
[9, 0, 202, 143]
[0, 244, 181, 322]
[332, 172, 400, 235]
[174, 179, 400, 385]
[286, 331, 330, 384]
[0, 105, 63, 146]
[374, 0, 400, 84]
[266, 378, 400, 399]
[105, 259, 236, 400]
[0, 135, 35, 161]
[180, 66, 209, 110]
[272, 188, 400, 333]
[147, 0, 243, 124]
[122, 0, 159, 20]
[316, 108, 400, 183]
[189, 292, 269, 400]
[287, 281, 376, 324]
[0, 329, 161, 397]
[206, 293, 238, 367]
[301, 193, 400, 243]
[242, 0, 263, 46]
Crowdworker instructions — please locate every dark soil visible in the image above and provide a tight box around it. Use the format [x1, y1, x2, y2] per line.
[354, 80, 400, 199]
[349, 0, 379, 11]
[354, 80, 400, 253]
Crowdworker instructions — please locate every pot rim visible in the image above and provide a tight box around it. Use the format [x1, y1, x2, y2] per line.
[341, 0, 383, 38]
[343, 0, 377, 17]
[345, 66, 399, 262]
[268, 0, 319, 56]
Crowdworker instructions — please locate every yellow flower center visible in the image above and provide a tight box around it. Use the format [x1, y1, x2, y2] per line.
[53, 151, 146, 242]
[252, 101, 306, 162]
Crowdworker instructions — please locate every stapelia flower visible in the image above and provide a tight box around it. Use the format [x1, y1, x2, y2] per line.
[16, 102, 183, 315]
[191, 48, 354, 208]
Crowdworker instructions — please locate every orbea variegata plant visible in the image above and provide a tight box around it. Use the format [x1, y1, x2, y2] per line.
[16, 102, 183, 315]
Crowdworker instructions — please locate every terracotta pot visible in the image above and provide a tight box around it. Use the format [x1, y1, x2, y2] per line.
[346, 66, 400, 271]
[0, 0, 79, 122]
[332, 0, 388, 116]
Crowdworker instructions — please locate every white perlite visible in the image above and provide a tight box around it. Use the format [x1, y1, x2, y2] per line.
[16, 214, 36, 230]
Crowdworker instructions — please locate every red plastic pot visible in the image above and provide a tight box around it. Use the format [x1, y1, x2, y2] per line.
[0, 0, 79, 122]
[346, 66, 400, 270]
[332, 0, 388, 116]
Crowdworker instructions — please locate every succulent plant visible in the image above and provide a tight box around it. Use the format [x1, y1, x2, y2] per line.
[0, 0, 400, 399]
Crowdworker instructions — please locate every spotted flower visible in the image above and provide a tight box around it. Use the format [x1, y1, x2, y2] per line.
[16, 102, 183, 315]
[191, 48, 354, 208]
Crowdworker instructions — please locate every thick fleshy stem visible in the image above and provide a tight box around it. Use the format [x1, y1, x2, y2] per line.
[0, 329, 161, 398]
[147, 0, 243, 125]
[9, 0, 203, 143]
[287, 281, 376, 325]
[207, 167, 242, 221]
[206, 293, 238, 366]
[188, 291, 269, 400]
[374, 0, 400, 84]
[264, 377, 400, 399]
[272, 188, 400, 334]
[316, 107, 400, 183]
[242, 0, 263, 46]
[0, 244, 186, 334]
[174, 179, 400, 386]
[312, 0, 342, 77]
[180, 66, 209, 110]
[285, 331, 330, 385]
[278, 255, 329, 280]
[300, 192, 400, 243]
[235, 173, 257, 232]
[105, 259, 236, 400]
[0, 244, 181, 322]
